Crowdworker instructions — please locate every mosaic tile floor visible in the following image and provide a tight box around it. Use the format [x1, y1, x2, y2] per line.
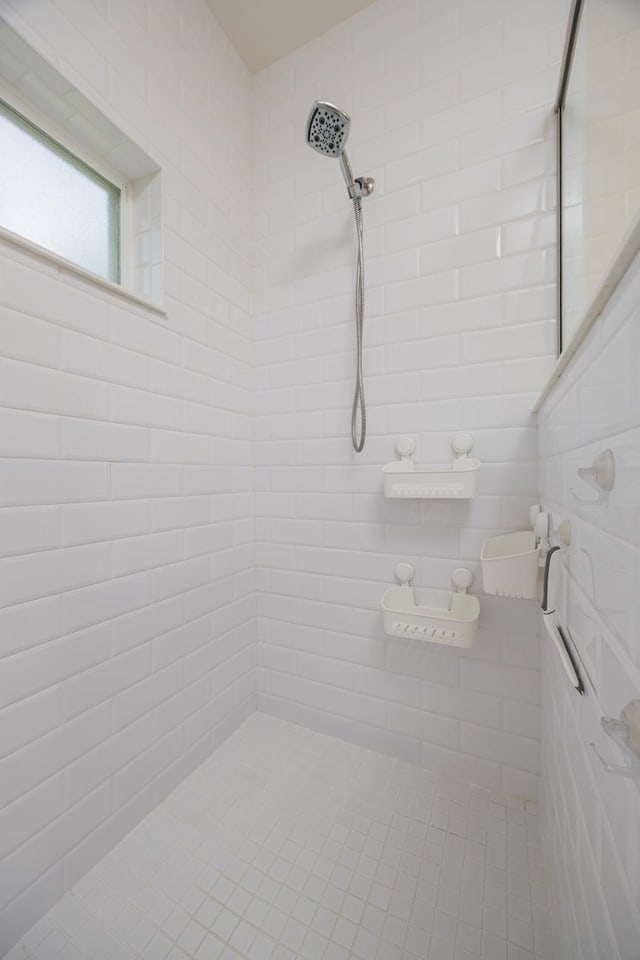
[8, 714, 552, 960]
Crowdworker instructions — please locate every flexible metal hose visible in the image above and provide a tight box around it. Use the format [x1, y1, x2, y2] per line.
[351, 195, 366, 452]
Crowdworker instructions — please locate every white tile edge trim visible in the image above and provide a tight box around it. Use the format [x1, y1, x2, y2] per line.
[533, 215, 640, 413]
[0, 225, 168, 318]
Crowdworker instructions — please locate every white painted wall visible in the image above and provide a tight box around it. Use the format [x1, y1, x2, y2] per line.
[253, 0, 568, 800]
[0, 0, 254, 952]
[538, 251, 640, 960]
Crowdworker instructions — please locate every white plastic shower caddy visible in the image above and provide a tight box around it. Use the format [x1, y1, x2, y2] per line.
[381, 563, 480, 648]
[383, 434, 479, 499]
[480, 507, 549, 600]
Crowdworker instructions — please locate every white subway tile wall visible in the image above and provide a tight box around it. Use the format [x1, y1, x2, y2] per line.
[253, 0, 568, 800]
[537, 251, 640, 960]
[0, 0, 254, 952]
[2, 0, 615, 955]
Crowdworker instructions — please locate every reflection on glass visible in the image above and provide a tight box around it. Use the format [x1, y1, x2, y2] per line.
[0, 99, 120, 282]
[562, 0, 640, 344]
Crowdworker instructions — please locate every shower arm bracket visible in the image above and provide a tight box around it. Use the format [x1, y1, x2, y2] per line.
[353, 176, 376, 199]
[339, 152, 375, 199]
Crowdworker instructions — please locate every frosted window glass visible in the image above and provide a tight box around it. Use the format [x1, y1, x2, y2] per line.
[0, 99, 120, 282]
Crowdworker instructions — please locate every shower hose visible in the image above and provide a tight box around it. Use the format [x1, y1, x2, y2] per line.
[351, 195, 366, 453]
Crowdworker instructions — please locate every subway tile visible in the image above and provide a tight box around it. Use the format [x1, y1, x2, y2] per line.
[111, 597, 185, 657]
[152, 557, 211, 602]
[421, 679, 502, 730]
[60, 331, 150, 388]
[150, 428, 209, 464]
[0, 357, 110, 420]
[0, 505, 60, 558]
[110, 463, 183, 500]
[62, 500, 151, 546]
[0, 409, 60, 459]
[385, 141, 458, 191]
[460, 723, 538, 774]
[111, 530, 184, 578]
[460, 320, 554, 364]
[500, 212, 556, 257]
[64, 715, 152, 808]
[459, 182, 546, 234]
[419, 228, 498, 277]
[387, 702, 460, 750]
[0, 460, 110, 506]
[0, 781, 112, 914]
[0, 254, 109, 339]
[384, 207, 457, 254]
[457, 106, 550, 168]
[112, 663, 183, 733]
[150, 496, 210, 533]
[62, 419, 150, 462]
[61, 571, 152, 635]
[110, 308, 183, 362]
[0, 306, 59, 367]
[0, 595, 62, 660]
[0, 773, 66, 862]
[0, 542, 111, 610]
[419, 91, 502, 150]
[460, 661, 539, 705]
[0, 620, 111, 716]
[459, 252, 547, 300]
[384, 272, 457, 313]
[110, 385, 183, 430]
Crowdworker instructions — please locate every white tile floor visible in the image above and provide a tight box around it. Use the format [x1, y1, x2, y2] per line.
[8, 715, 552, 960]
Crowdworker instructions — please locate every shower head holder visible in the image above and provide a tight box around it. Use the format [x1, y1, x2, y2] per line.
[353, 176, 376, 198]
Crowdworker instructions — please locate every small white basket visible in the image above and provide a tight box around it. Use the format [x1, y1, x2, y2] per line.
[381, 565, 480, 648]
[480, 531, 540, 600]
[383, 434, 479, 499]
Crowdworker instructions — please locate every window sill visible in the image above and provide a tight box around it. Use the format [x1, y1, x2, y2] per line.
[0, 225, 167, 318]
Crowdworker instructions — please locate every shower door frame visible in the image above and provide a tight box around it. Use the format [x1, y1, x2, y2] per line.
[554, 0, 584, 357]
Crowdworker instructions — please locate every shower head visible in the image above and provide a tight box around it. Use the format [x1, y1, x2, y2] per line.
[306, 100, 351, 158]
[305, 100, 375, 200]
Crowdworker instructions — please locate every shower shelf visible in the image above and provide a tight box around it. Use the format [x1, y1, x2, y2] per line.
[481, 531, 540, 600]
[382, 434, 479, 499]
[381, 563, 480, 648]
[480, 507, 550, 600]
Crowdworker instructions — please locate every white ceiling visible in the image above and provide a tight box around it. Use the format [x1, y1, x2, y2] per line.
[206, 0, 376, 72]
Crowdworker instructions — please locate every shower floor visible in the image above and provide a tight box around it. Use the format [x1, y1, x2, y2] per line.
[10, 715, 551, 960]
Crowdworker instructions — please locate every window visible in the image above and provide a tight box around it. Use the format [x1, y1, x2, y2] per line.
[0, 21, 163, 308]
[0, 98, 121, 283]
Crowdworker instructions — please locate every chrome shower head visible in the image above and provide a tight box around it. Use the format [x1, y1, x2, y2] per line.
[306, 101, 351, 158]
[305, 100, 375, 200]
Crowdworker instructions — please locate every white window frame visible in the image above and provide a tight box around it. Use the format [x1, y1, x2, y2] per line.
[0, 19, 164, 315]
[0, 79, 134, 289]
